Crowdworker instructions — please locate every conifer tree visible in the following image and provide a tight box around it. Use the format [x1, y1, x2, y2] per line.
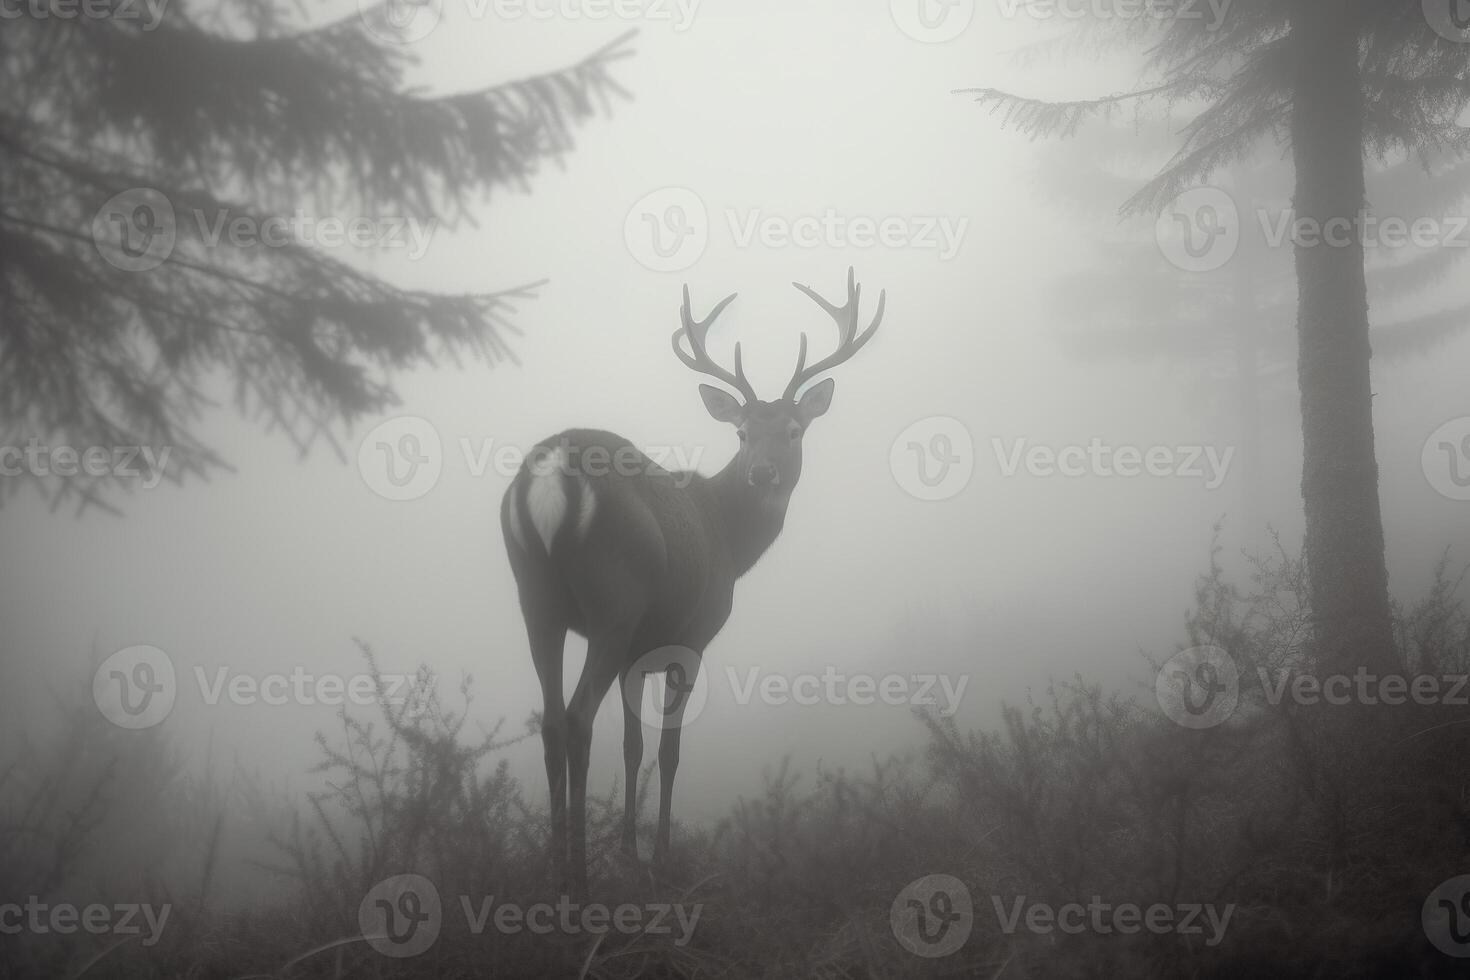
[962, 1, 1470, 672]
[0, 2, 633, 511]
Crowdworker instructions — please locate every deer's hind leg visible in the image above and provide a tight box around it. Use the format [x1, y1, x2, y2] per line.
[619, 663, 643, 859]
[565, 620, 636, 898]
[521, 599, 569, 889]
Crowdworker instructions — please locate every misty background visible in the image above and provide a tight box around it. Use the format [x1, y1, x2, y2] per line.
[3, 0, 1468, 889]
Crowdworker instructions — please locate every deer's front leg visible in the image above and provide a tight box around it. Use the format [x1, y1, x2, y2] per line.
[653, 653, 701, 867]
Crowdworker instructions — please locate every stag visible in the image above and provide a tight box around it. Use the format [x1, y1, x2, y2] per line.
[501, 268, 884, 894]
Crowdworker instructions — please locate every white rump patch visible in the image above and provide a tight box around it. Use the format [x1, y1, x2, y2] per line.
[575, 480, 597, 541]
[525, 448, 568, 552]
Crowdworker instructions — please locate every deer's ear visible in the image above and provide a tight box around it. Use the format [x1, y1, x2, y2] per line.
[699, 384, 744, 425]
[795, 378, 834, 425]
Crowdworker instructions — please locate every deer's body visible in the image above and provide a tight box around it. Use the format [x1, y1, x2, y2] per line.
[502, 427, 779, 652]
[502, 271, 883, 895]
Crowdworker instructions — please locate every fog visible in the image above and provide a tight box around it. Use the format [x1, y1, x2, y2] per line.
[4, 2, 1470, 971]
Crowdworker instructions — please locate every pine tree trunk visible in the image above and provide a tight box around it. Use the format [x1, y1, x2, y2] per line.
[1289, 0, 1396, 673]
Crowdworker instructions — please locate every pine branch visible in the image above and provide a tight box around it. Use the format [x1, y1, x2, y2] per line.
[953, 81, 1184, 141]
[0, 5, 633, 512]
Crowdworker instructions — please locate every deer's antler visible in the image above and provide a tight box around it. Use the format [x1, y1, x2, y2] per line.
[782, 266, 884, 401]
[671, 285, 758, 403]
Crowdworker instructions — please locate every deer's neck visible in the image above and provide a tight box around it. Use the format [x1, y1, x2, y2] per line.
[707, 458, 791, 578]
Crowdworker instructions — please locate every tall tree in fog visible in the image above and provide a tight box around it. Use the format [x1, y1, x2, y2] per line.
[965, 1, 1470, 673]
[0, 2, 631, 511]
[1043, 124, 1470, 544]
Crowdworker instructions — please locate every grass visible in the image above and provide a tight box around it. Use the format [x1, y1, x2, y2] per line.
[4, 537, 1470, 978]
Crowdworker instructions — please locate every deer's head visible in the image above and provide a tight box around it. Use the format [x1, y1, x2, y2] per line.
[672, 268, 884, 498]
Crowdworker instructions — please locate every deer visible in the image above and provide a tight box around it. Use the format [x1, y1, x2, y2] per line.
[500, 268, 884, 895]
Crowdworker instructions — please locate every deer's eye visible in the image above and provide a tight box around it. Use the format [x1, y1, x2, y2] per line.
[737, 430, 747, 442]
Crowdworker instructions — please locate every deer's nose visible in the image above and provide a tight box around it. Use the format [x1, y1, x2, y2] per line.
[749, 463, 778, 487]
